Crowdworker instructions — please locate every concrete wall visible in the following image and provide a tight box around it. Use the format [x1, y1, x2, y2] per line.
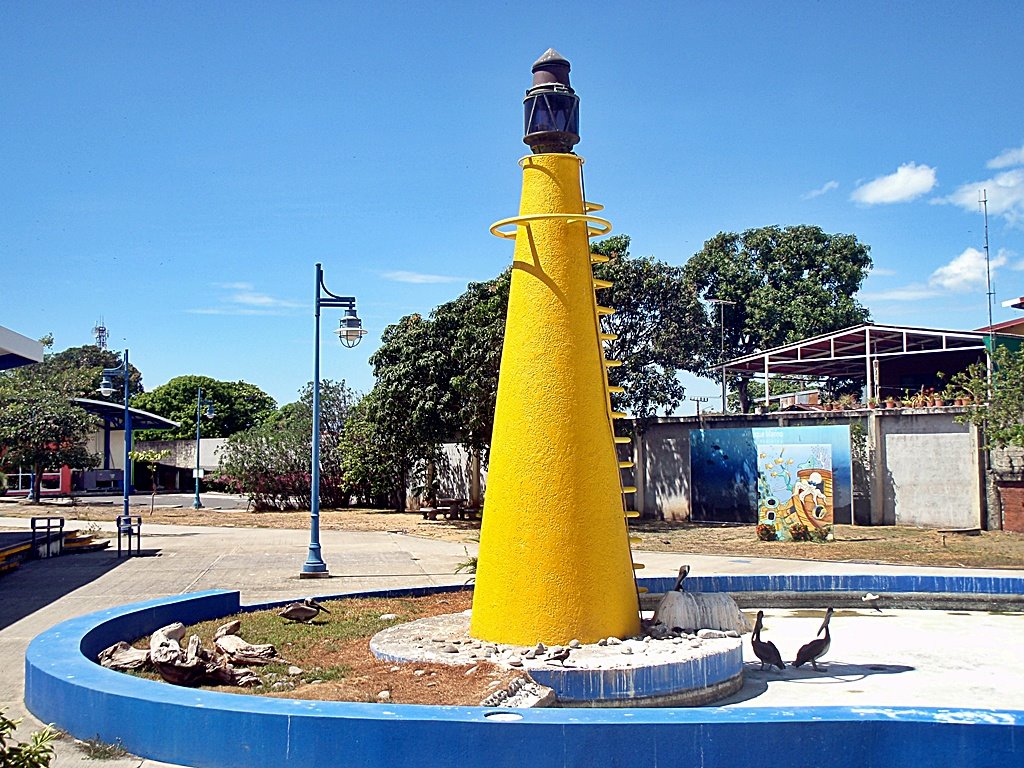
[134, 438, 227, 472]
[634, 409, 984, 529]
[879, 413, 982, 528]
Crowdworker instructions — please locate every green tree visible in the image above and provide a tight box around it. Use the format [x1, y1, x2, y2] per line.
[951, 345, 1024, 448]
[430, 270, 510, 452]
[0, 365, 98, 502]
[338, 394, 408, 508]
[592, 235, 706, 426]
[684, 225, 872, 412]
[216, 380, 356, 510]
[42, 344, 144, 399]
[131, 376, 277, 441]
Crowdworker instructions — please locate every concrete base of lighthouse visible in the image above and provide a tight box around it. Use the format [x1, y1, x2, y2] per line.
[370, 612, 743, 707]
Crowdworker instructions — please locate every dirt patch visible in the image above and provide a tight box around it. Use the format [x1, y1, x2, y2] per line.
[628, 521, 1024, 569]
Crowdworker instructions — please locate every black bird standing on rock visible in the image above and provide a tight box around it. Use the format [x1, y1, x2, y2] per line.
[793, 607, 834, 671]
[751, 610, 785, 672]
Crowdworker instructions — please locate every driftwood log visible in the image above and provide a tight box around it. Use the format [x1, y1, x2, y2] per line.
[98, 621, 275, 688]
[97, 641, 150, 670]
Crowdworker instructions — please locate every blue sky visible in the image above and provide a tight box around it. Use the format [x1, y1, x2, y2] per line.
[3, 2, 1023, 412]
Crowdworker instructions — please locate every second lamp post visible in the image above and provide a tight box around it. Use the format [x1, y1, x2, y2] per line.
[193, 387, 215, 509]
[301, 262, 366, 578]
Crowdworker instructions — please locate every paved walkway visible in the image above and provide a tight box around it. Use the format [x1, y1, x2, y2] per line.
[2, 516, 1022, 767]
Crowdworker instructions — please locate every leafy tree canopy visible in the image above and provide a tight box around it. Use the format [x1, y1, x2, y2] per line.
[951, 345, 1024, 449]
[131, 375, 277, 441]
[0, 363, 98, 500]
[592, 235, 706, 425]
[42, 344, 144, 399]
[217, 379, 356, 510]
[683, 225, 872, 412]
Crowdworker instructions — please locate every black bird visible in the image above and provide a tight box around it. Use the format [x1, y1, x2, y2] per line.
[793, 607, 834, 671]
[751, 610, 785, 672]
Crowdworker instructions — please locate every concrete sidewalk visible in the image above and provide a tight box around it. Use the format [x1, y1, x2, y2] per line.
[2, 516, 1022, 767]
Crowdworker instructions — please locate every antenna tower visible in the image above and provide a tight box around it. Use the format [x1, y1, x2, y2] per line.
[92, 319, 108, 350]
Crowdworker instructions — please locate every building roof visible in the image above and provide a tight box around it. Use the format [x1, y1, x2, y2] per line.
[723, 323, 997, 379]
[976, 316, 1024, 335]
[73, 398, 180, 431]
[0, 325, 44, 370]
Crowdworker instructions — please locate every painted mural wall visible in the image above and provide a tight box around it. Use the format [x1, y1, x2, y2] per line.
[689, 426, 852, 537]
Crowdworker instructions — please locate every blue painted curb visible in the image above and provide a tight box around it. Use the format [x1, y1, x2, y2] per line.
[25, 579, 1024, 768]
[646, 573, 1024, 596]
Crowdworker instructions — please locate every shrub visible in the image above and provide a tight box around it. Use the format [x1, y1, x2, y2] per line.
[789, 523, 811, 542]
[755, 523, 777, 542]
[0, 709, 57, 767]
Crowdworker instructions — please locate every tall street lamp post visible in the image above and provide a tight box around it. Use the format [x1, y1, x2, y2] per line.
[99, 349, 132, 520]
[301, 262, 366, 579]
[193, 387, 215, 509]
[709, 298, 736, 413]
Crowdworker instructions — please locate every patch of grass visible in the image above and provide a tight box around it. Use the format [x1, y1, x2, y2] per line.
[76, 736, 130, 760]
[181, 596, 432, 656]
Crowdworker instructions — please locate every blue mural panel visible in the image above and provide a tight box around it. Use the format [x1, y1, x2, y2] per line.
[690, 426, 852, 528]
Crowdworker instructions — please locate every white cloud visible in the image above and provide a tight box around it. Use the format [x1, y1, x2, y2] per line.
[870, 267, 898, 277]
[228, 289, 301, 308]
[935, 169, 1024, 227]
[859, 285, 943, 302]
[382, 270, 463, 284]
[851, 162, 937, 204]
[187, 283, 302, 315]
[929, 247, 1009, 291]
[802, 180, 838, 200]
[987, 144, 1024, 169]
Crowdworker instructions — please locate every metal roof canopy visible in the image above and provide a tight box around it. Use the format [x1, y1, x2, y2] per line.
[0, 325, 44, 371]
[73, 398, 180, 431]
[723, 323, 994, 383]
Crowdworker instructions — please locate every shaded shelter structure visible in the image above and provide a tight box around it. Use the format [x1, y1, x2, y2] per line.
[0, 325, 44, 370]
[75, 398, 178, 494]
[722, 322, 1023, 405]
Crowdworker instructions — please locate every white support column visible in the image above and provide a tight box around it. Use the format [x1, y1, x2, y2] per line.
[864, 327, 873, 402]
[764, 356, 770, 408]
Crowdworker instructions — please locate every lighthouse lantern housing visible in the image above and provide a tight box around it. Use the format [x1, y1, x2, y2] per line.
[523, 49, 580, 154]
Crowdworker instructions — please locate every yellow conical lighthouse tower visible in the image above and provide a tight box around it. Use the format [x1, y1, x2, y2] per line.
[470, 50, 641, 646]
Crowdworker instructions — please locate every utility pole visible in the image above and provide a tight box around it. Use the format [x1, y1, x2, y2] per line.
[689, 395, 709, 418]
[981, 189, 994, 401]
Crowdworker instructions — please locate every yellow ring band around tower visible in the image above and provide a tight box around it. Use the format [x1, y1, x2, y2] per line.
[489, 213, 613, 240]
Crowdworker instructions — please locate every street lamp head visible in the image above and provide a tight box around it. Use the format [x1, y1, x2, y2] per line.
[98, 376, 115, 398]
[335, 308, 367, 348]
[523, 48, 580, 155]
[203, 403, 215, 419]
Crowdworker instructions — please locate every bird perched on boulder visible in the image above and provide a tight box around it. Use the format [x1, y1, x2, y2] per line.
[751, 610, 785, 672]
[793, 607, 833, 671]
[277, 598, 331, 623]
[672, 564, 690, 591]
